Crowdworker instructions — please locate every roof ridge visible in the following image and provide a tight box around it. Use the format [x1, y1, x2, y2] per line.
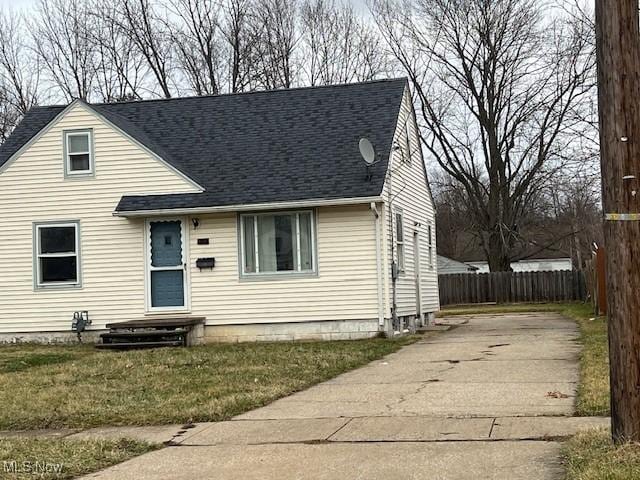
[86, 77, 408, 107]
[28, 78, 409, 110]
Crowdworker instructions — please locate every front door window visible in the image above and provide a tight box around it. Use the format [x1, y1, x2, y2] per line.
[149, 220, 186, 309]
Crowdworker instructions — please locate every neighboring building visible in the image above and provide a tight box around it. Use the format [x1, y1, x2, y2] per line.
[437, 255, 478, 275]
[0, 79, 439, 343]
[467, 258, 573, 273]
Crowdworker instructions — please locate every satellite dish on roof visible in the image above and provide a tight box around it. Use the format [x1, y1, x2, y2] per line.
[359, 138, 377, 165]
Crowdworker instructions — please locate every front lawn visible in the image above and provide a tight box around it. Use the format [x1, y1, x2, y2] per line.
[440, 302, 609, 416]
[0, 437, 157, 480]
[0, 337, 417, 430]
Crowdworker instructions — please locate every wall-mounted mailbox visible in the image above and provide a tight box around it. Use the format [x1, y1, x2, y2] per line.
[197, 238, 210, 245]
[196, 257, 215, 270]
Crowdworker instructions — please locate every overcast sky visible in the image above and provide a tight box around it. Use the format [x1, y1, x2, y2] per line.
[0, 0, 33, 7]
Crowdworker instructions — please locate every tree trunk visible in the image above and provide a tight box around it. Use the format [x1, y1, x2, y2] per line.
[596, 0, 640, 443]
[487, 231, 512, 272]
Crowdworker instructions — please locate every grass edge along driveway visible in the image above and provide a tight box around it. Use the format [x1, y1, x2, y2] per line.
[441, 302, 640, 480]
[439, 302, 608, 416]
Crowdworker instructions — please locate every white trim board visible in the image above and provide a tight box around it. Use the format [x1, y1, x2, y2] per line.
[114, 196, 383, 217]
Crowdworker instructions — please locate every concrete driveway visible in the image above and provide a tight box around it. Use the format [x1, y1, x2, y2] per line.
[83, 312, 608, 480]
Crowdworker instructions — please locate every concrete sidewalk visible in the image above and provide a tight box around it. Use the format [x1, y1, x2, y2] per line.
[79, 312, 609, 480]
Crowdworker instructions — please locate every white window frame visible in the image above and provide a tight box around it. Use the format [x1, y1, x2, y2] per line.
[239, 210, 317, 277]
[64, 129, 94, 176]
[395, 210, 405, 273]
[34, 221, 81, 289]
[428, 224, 434, 269]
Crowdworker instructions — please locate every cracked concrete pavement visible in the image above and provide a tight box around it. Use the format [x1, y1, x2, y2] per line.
[80, 312, 609, 480]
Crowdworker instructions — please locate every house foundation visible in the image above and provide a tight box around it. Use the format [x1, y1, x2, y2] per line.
[203, 319, 381, 343]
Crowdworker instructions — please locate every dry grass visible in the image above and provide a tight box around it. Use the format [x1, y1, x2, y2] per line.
[0, 337, 417, 430]
[572, 314, 609, 417]
[440, 302, 609, 416]
[0, 437, 157, 480]
[563, 429, 640, 480]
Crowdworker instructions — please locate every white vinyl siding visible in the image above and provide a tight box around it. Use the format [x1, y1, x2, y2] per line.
[382, 88, 440, 317]
[0, 102, 200, 334]
[190, 205, 379, 325]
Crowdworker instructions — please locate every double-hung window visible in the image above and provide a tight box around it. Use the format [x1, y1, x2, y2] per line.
[240, 211, 316, 276]
[34, 222, 81, 287]
[64, 129, 94, 176]
[428, 224, 434, 268]
[395, 211, 405, 272]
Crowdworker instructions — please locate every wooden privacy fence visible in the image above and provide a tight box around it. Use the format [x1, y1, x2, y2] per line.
[439, 270, 587, 306]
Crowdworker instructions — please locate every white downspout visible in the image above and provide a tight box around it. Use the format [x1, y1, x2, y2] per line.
[371, 202, 385, 328]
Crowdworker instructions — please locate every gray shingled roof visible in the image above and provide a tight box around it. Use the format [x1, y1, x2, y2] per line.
[0, 79, 408, 211]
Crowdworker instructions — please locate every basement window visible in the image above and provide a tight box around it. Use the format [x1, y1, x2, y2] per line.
[240, 211, 316, 276]
[64, 129, 94, 176]
[34, 222, 81, 288]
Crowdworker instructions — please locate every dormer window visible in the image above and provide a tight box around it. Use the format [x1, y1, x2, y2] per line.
[64, 129, 94, 176]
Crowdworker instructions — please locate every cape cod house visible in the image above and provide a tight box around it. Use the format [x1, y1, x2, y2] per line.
[0, 79, 439, 345]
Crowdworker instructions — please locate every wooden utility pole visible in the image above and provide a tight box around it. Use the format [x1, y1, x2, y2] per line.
[596, 0, 640, 442]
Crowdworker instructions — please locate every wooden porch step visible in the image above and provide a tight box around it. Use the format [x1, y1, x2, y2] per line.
[100, 329, 189, 338]
[101, 332, 187, 346]
[106, 317, 206, 330]
[98, 317, 206, 350]
[96, 340, 185, 350]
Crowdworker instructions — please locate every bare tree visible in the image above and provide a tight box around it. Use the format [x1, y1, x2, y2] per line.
[31, 0, 96, 101]
[88, 0, 147, 102]
[220, 0, 257, 93]
[300, 0, 388, 86]
[431, 171, 477, 260]
[0, 83, 20, 143]
[372, 0, 596, 271]
[168, 0, 224, 95]
[0, 9, 40, 142]
[542, 171, 601, 269]
[252, 0, 298, 89]
[0, 10, 40, 115]
[117, 0, 175, 98]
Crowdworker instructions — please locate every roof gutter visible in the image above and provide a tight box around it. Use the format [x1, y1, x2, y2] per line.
[113, 196, 383, 217]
